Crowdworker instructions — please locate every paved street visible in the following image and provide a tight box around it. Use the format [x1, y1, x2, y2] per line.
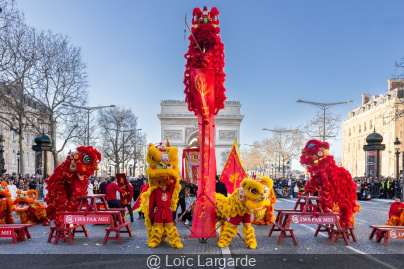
[1, 197, 402, 256]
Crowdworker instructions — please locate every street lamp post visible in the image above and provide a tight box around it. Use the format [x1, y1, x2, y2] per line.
[17, 151, 20, 176]
[0, 134, 6, 176]
[394, 137, 401, 182]
[129, 164, 133, 177]
[296, 99, 353, 141]
[62, 103, 115, 146]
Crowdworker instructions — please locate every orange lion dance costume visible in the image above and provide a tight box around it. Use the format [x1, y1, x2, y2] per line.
[386, 199, 404, 226]
[0, 181, 14, 224]
[300, 140, 359, 227]
[45, 146, 101, 225]
[13, 190, 47, 225]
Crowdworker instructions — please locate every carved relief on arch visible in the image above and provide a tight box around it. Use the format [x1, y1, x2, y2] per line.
[187, 131, 199, 145]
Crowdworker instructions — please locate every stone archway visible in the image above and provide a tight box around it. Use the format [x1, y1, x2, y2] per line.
[158, 100, 244, 173]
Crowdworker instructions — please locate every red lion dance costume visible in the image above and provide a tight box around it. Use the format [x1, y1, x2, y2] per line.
[0, 181, 14, 224]
[184, 6, 226, 114]
[300, 140, 360, 227]
[45, 146, 101, 225]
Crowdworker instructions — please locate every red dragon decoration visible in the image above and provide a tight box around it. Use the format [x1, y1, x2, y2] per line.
[184, 6, 226, 115]
[45, 146, 101, 225]
[300, 140, 359, 227]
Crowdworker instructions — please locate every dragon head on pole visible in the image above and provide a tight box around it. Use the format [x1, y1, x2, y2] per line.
[184, 6, 226, 115]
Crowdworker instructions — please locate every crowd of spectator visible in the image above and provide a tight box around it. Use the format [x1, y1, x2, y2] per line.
[353, 176, 402, 200]
[0, 173, 45, 198]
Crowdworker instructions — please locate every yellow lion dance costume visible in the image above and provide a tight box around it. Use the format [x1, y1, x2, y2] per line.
[216, 176, 274, 249]
[140, 143, 182, 248]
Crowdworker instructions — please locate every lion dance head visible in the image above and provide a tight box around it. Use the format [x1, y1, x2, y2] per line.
[13, 190, 47, 225]
[64, 146, 101, 179]
[300, 139, 330, 166]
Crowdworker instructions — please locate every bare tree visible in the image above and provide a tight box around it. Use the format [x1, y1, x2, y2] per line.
[301, 111, 342, 141]
[0, 7, 39, 175]
[98, 107, 139, 174]
[130, 131, 146, 176]
[267, 127, 305, 177]
[25, 31, 89, 169]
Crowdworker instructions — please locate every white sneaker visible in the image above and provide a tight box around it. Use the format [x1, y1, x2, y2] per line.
[185, 220, 189, 225]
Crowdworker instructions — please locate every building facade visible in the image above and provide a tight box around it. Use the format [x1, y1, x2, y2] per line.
[0, 123, 46, 175]
[342, 79, 404, 177]
[158, 100, 244, 173]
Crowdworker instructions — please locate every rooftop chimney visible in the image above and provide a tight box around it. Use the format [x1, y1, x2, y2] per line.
[362, 94, 371, 105]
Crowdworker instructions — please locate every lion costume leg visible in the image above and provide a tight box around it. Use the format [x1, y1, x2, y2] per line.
[164, 222, 183, 248]
[149, 223, 165, 248]
[387, 216, 400, 226]
[400, 213, 404, 226]
[218, 223, 238, 248]
[243, 223, 257, 249]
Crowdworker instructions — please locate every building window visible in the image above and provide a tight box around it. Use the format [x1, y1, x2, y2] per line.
[31, 153, 35, 167]
[12, 150, 15, 165]
[349, 128, 351, 136]
[358, 124, 361, 133]
[11, 131, 15, 141]
[26, 152, 29, 167]
[364, 122, 367, 131]
[370, 120, 373, 130]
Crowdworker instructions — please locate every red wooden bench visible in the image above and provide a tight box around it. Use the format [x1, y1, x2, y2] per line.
[268, 210, 298, 245]
[0, 224, 32, 244]
[103, 222, 132, 245]
[315, 225, 357, 244]
[51, 211, 132, 245]
[269, 210, 346, 245]
[369, 225, 404, 246]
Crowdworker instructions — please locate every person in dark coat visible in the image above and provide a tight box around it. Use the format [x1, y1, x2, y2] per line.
[173, 178, 191, 222]
[215, 175, 227, 197]
[99, 178, 107, 195]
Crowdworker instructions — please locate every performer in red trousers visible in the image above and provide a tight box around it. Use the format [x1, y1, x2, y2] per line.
[387, 197, 404, 226]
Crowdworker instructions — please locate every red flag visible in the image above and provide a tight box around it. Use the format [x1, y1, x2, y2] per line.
[116, 173, 131, 207]
[220, 139, 248, 194]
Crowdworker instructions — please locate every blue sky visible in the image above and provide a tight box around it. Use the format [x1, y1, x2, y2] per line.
[16, 0, 404, 169]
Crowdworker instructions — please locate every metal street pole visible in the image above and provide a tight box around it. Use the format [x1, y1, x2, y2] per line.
[296, 99, 353, 141]
[0, 134, 6, 176]
[62, 103, 116, 146]
[87, 110, 90, 147]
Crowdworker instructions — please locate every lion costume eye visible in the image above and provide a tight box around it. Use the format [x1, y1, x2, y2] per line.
[249, 188, 259, 195]
[82, 154, 93, 163]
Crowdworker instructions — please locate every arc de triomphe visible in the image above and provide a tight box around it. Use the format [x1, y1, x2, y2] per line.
[158, 100, 244, 173]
